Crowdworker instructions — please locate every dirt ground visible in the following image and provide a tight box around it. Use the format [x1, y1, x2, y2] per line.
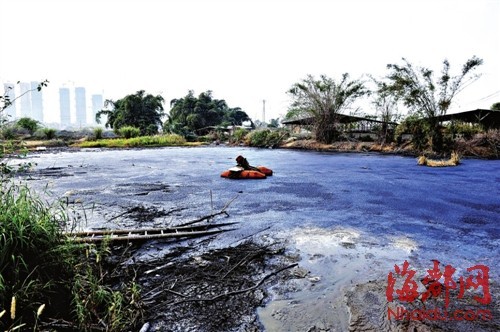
[100, 224, 499, 332]
[101, 234, 297, 332]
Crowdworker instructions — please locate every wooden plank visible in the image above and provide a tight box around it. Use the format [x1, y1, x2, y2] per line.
[67, 222, 239, 237]
[69, 228, 236, 243]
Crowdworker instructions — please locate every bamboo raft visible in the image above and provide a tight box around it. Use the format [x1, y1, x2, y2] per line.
[66, 222, 238, 243]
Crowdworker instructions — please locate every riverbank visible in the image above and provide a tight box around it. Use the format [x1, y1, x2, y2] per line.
[22, 129, 500, 160]
[279, 137, 500, 159]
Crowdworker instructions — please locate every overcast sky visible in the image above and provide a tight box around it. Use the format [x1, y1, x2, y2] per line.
[1, 0, 499, 123]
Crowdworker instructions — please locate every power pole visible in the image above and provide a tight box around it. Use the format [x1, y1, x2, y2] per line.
[262, 99, 266, 123]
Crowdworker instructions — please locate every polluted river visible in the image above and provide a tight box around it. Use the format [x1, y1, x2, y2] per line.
[17, 146, 500, 331]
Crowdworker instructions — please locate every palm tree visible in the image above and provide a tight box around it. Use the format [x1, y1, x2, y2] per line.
[287, 74, 368, 143]
[383, 56, 483, 151]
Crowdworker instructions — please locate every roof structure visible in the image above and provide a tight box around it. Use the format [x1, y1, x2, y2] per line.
[282, 109, 500, 129]
[431, 109, 500, 129]
[281, 114, 398, 126]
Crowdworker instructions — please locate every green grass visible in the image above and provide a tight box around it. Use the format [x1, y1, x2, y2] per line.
[76, 134, 194, 148]
[246, 128, 289, 147]
[0, 180, 69, 329]
[0, 179, 143, 331]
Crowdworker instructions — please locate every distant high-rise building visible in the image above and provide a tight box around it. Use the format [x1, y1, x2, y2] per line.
[59, 87, 71, 126]
[30, 81, 43, 122]
[19, 82, 32, 118]
[2, 83, 17, 121]
[75, 87, 87, 126]
[91, 94, 104, 125]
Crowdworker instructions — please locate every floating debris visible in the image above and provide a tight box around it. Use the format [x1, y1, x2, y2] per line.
[417, 151, 461, 167]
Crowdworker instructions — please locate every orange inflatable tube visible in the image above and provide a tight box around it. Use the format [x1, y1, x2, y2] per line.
[220, 166, 273, 179]
[220, 169, 267, 179]
[255, 166, 273, 176]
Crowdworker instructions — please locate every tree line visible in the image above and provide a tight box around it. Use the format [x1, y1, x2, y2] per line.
[93, 55, 492, 153]
[4, 56, 493, 153]
[96, 90, 252, 139]
[286, 55, 486, 152]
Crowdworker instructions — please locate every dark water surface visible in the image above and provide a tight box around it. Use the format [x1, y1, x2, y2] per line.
[23, 146, 500, 277]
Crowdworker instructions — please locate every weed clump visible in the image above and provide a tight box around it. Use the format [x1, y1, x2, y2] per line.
[417, 151, 461, 167]
[0, 180, 70, 329]
[76, 134, 187, 148]
[0, 180, 143, 331]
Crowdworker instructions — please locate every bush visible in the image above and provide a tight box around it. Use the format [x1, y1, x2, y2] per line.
[118, 126, 141, 139]
[42, 128, 57, 140]
[144, 124, 159, 136]
[395, 116, 429, 151]
[77, 134, 187, 148]
[16, 117, 39, 136]
[230, 128, 248, 144]
[246, 129, 289, 147]
[445, 121, 483, 140]
[93, 127, 103, 140]
[0, 126, 16, 140]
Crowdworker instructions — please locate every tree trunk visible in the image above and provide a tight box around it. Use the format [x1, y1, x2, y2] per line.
[315, 113, 338, 144]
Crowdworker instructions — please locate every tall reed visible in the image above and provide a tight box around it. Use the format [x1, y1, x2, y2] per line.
[0, 179, 70, 329]
[0, 179, 143, 331]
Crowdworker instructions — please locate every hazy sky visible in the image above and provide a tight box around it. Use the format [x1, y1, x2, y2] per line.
[1, 0, 499, 123]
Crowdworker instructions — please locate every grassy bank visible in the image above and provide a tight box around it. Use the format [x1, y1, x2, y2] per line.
[0, 179, 142, 331]
[74, 134, 199, 148]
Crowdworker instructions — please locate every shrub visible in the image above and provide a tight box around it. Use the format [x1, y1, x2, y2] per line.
[445, 121, 483, 140]
[230, 128, 248, 143]
[77, 134, 187, 148]
[118, 126, 140, 139]
[144, 124, 159, 136]
[42, 128, 57, 140]
[395, 116, 429, 151]
[93, 127, 103, 140]
[246, 129, 269, 147]
[246, 129, 289, 147]
[0, 126, 16, 140]
[16, 117, 39, 136]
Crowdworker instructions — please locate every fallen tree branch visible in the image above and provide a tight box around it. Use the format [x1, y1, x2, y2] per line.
[229, 226, 272, 245]
[174, 210, 229, 227]
[220, 242, 280, 279]
[171, 263, 298, 305]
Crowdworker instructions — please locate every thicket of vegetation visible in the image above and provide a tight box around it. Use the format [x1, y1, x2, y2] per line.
[285, 56, 495, 155]
[245, 128, 289, 148]
[165, 90, 252, 138]
[382, 56, 484, 152]
[0, 182, 143, 331]
[96, 90, 165, 136]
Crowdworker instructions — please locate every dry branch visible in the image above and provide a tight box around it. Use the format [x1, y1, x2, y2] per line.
[171, 263, 298, 305]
